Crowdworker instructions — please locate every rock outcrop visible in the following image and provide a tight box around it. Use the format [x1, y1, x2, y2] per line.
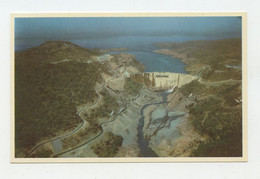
[143, 106, 185, 157]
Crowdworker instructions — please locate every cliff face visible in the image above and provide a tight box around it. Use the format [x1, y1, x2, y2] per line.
[130, 72, 198, 90]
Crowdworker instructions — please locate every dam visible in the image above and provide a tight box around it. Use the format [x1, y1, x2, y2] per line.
[130, 72, 198, 90]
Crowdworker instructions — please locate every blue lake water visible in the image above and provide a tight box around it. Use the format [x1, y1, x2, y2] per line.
[15, 35, 220, 73]
[123, 51, 187, 73]
[16, 35, 217, 52]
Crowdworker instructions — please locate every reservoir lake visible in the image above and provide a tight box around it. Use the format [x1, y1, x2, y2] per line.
[16, 35, 221, 73]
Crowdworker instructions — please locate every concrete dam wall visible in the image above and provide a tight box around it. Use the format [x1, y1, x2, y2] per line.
[130, 72, 198, 90]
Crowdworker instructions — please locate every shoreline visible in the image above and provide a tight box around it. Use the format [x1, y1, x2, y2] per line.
[113, 50, 188, 74]
[153, 48, 192, 74]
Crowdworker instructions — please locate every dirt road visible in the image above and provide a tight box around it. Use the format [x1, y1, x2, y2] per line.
[26, 65, 123, 157]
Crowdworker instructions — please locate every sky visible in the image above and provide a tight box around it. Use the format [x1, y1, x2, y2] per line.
[15, 17, 242, 40]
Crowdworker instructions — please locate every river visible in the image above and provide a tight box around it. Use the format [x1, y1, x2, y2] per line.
[17, 35, 192, 157]
[137, 91, 170, 157]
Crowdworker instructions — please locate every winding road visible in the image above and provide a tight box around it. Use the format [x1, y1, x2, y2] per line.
[198, 78, 241, 86]
[26, 64, 124, 157]
[54, 108, 125, 157]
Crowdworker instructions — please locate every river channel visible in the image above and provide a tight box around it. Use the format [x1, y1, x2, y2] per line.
[137, 91, 170, 157]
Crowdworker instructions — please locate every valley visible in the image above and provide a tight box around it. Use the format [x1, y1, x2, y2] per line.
[15, 38, 242, 158]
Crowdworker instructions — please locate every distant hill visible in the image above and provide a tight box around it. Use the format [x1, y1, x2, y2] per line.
[15, 41, 105, 157]
[15, 41, 101, 64]
[154, 38, 242, 81]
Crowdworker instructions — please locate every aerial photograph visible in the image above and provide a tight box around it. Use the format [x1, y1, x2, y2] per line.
[14, 16, 243, 158]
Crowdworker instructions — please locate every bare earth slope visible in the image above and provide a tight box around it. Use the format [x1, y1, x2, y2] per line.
[152, 39, 242, 157]
[15, 39, 242, 158]
[15, 41, 145, 157]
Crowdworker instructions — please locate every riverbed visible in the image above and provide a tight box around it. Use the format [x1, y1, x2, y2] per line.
[137, 91, 170, 157]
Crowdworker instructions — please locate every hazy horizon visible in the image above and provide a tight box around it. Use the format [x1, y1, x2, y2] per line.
[15, 17, 242, 51]
[15, 17, 241, 39]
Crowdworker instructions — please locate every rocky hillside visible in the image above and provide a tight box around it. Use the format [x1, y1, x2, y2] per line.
[15, 41, 145, 158]
[154, 38, 242, 81]
[15, 41, 107, 157]
[153, 38, 243, 157]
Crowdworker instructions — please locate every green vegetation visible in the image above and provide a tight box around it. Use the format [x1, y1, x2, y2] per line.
[180, 78, 242, 157]
[179, 80, 204, 97]
[91, 132, 123, 157]
[187, 95, 242, 157]
[100, 89, 119, 115]
[15, 41, 107, 156]
[220, 83, 242, 106]
[61, 89, 120, 151]
[112, 53, 145, 72]
[124, 77, 143, 96]
[33, 148, 53, 158]
[17, 41, 100, 63]
[156, 39, 242, 81]
[173, 39, 243, 157]
[84, 89, 119, 121]
[179, 79, 243, 157]
[62, 122, 101, 150]
[128, 58, 145, 72]
[179, 75, 242, 157]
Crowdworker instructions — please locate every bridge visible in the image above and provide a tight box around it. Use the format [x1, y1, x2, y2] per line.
[130, 72, 198, 90]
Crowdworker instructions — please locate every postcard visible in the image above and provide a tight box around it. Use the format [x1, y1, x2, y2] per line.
[11, 12, 247, 162]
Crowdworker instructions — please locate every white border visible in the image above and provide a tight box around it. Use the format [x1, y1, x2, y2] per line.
[10, 12, 247, 163]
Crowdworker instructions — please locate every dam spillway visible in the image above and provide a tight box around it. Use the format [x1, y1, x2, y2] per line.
[130, 72, 198, 90]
